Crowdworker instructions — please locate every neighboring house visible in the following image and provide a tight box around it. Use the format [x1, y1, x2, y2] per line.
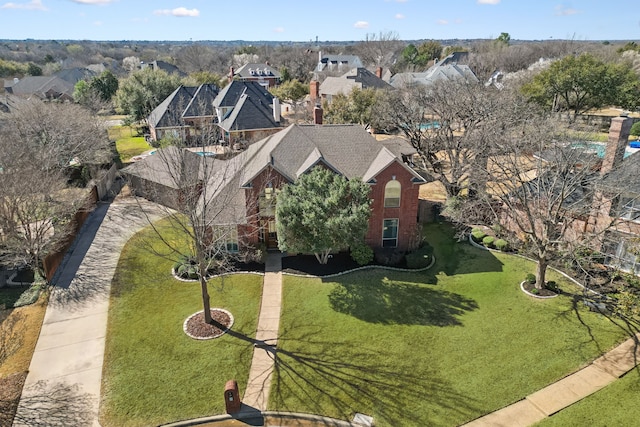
[316, 51, 363, 74]
[125, 123, 426, 253]
[4, 76, 75, 101]
[231, 63, 281, 88]
[148, 84, 220, 143]
[141, 60, 186, 76]
[390, 52, 478, 88]
[213, 80, 284, 146]
[311, 67, 393, 105]
[54, 67, 98, 85]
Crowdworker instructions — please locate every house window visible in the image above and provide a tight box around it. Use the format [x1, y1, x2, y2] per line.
[604, 236, 640, 275]
[259, 185, 276, 217]
[384, 180, 401, 207]
[211, 226, 239, 253]
[382, 219, 399, 248]
[619, 197, 640, 222]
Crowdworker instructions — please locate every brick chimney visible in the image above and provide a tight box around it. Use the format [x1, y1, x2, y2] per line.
[309, 80, 320, 104]
[228, 66, 235, 83]
[601, 115, 633, 176]
[376, 66, 382, 79]
[313, 105, 323, 125]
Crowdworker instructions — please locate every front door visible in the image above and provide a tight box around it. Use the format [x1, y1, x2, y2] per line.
[262, 219, 278, 250]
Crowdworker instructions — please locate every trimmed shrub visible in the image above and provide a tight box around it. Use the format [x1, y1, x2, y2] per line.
[471, 228, 486, 242]
[494, 239, 509, 251]
[525, 273, 536, 284]
[350, 244, 374, 266]
[631, 121, 640, 137]
[406, 243, 434, 269]
[374, 248, 405, 266]
[482, 235, 495, 248]
[545, 281, 559, 292]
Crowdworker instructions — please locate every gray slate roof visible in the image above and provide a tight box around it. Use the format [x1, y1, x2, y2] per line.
[148, 84, 219, 129]
[213, 81, 281, 132]
[602, 151, 640, 195]
[6, 76, 75, 99]
[317, 53, 363, 72]
[320, 67, 393, 97]
[234, 63, 281, 79]
[390, 52, 478, 88]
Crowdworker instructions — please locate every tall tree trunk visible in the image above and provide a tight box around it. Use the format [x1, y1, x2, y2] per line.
[196, 243, 212, 323]
[536, 255, 548, 290]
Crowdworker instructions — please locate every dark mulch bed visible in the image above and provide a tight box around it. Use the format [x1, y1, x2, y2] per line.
[282, 251, 406, 276]
[184, 309, 232, 340]
[522, 281, 558, 297]
[231, 259, 265, 273]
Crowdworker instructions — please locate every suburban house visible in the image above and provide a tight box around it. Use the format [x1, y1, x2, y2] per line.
[147, 83, 220, 143]
[141, 60, 186, 76]
[213, 80, 284, 146]
[316, 51, 363, 74]
[390, 52, 478, 88]
[230, 63, 281, 88]
[310, 67, 393, 105]
[124, 123, 426, 253]
[4, 76, 75, 101]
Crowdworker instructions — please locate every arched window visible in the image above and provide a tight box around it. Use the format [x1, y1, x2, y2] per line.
[384, 180, 401, 208]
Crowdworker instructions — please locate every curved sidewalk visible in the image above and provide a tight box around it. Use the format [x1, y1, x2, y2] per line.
[13, 195, 166, 427]
[462, 332, 640, 427]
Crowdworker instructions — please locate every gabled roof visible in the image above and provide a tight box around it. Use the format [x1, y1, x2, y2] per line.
[319, 67, 393, 97]
[389, 54, 478, 88]
[147, 85, 198, 129]
[213, 80, 273, 109]
[317, 53, 363, 71]
[183, 84, 219, 119]
[54, 68, 97, 84]
[602, 151, 640, 194]
[218, 92, 282, 132]
[6, 76, 75, 99]
[234, 63, 281, 79]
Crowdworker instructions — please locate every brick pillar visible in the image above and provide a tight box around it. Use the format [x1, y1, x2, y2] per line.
[309, 80, 319, 104]
[376, 66, 382, 79]
[313, 105, 323, 125]
[601, 116, 633, 176]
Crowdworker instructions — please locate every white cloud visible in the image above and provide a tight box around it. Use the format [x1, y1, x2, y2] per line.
[1, 0, 47, 10]
[437, 19, 449, 25]
[154, 7, 199, 17]
[71, 0, 114, 4]
[477, 0, 500, 4]
[555, 5, 579, 16]
[395, 13, 405, 19]
[93, 20, 102, 26]
[274, 27, 284, 33]
[354, 20, 369, 29]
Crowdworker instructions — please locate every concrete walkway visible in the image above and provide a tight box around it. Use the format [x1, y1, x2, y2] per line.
[462, 333, 640, 427]
[241, 252, 283, 411]
[13, 195, 166, 427]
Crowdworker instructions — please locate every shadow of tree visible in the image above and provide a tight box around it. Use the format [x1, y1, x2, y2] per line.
[328, 276, 478, 326]
[11, 380, 95, 427]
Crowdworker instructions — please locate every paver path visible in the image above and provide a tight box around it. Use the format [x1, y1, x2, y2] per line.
[241, 253, 283, 411]
[13, 196, 166, 427]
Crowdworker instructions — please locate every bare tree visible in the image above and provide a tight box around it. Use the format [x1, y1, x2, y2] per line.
[174, 44, 216, 74]
[353, 31, 403, 69]
[0, 100, 112, 281]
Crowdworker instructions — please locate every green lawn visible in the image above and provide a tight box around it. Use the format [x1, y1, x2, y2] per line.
[534, 368, 640, 426]
[271, 223, 633, 426]
[100, 223, 264, 427]
[108, 125, 150, 163]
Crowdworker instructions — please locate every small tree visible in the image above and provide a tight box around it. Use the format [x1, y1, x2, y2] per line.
[114, 67, 181, 122]
[276, 167, 372, 264]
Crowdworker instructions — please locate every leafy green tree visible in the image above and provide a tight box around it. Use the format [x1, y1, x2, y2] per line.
[324, 87, 384, 128]
[269, 79, 307, 105]
[522, 53, 640, 117]
[89, 70, 119, 101]
[26, 63, 42, 76]
[114, 67, 181, 122]
[401, 41, 442, 68]
[276, 167, 372, 264]
[418, 40, 443, 62]
[279, 66, 291, 82]
[496, 32, 511, 46]
[0, 58, 27, 77]
[183, 71, 226, 88]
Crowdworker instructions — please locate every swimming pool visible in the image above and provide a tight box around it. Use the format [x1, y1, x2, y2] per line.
[570, 141, 639, 159]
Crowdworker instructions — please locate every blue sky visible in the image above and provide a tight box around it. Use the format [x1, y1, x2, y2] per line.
[0, 0, 639, 42]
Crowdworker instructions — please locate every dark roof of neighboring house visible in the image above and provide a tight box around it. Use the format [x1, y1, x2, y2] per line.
[389, 52, 478, 88]
[142, 60, 186, 76]
[320, 67, 393, 97]
[218, 93, 282, 132]
[438, 51, 469, 65]
[5, 76, 75, 99]
[317, 53, 363, 71]
[234, 63, 281, 79]
[148, 84, 220, 130]
[213, 80, 273, 108]
[54, 68, 97, 84]
[602, 151, 640, 194]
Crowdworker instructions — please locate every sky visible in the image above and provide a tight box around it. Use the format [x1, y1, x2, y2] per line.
[0, 0, 639, 42]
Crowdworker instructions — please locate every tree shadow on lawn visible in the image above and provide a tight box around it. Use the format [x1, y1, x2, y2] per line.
[327, 275, 478, 326]
[219, 323, 482, 426]
[268, 326, 482, 426]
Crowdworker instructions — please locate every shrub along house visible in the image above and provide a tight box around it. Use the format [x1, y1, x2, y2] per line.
[125, 122, 426, 254]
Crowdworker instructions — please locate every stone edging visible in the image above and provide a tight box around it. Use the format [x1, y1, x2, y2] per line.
[519, 281, 559, 299]
[281, 254, 437, 279]
[183, 308, 234, 340]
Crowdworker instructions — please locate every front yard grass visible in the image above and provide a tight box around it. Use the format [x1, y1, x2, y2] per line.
[108, 125, 150, 164]
[100, 224, 263, 427]
[271, 223, 632, 426]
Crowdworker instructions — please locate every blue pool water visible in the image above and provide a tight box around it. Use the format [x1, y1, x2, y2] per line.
[570, 142, 638, 159]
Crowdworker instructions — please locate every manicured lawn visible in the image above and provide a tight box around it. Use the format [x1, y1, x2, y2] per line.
[108, 125, 150, 163]
[100, 223, 264, 427]
[271, 223, 632, 426]
[534, 367, 640, 426]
